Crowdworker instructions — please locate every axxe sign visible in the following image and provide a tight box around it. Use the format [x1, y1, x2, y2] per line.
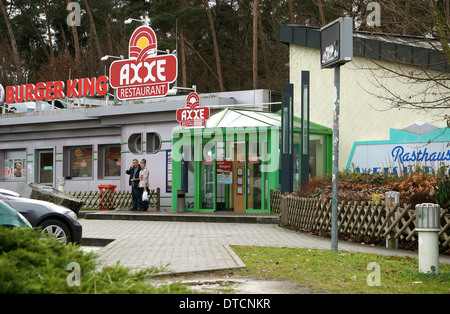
[109, 26, 177, 100]
[176, 92, 210, 127]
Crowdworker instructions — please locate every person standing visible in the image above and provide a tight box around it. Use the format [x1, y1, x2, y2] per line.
[138, 159, 149, 211]
[126, 159, 141, 210]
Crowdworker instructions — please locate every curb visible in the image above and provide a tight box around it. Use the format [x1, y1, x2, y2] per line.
[82, 211, 281, 224]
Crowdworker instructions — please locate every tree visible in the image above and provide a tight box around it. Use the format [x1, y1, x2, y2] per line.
[0, 0, 22, 83]
[204, 0, 225, 91]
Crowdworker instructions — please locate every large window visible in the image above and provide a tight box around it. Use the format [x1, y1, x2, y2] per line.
[69, 146, 93, 178]
[4, 150, 26, 179]
[104, 145, 121, 177]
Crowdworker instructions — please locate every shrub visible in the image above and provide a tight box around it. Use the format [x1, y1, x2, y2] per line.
[0, 227, 192, 294]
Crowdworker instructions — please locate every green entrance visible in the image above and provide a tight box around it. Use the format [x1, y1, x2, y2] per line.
[171, 109, 331, 213]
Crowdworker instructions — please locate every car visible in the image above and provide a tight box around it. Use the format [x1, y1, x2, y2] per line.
[0, 194, 82, 244]
[0, 188, 20, 197]
[0, 199, 32, 228]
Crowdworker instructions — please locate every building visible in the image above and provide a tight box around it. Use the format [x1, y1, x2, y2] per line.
[279, 24, 450, 173]
[1, 89, 330, 212]
[171, 108, 331, 212]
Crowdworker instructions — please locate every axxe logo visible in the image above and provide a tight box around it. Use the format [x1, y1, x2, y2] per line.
[109, 26, 177, 100]
[176, 92, 210, 127]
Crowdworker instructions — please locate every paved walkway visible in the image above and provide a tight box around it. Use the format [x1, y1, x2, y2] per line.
[80, 219, 450, 274]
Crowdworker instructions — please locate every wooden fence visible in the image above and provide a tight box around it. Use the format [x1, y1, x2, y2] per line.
[270, 189, 450, 248]
[69, 188, 160, 211]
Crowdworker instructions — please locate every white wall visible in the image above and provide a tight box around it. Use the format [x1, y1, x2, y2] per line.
[289, 45, 447, 169]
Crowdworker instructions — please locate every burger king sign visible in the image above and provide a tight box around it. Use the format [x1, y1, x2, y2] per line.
[109, 26, 178, 100]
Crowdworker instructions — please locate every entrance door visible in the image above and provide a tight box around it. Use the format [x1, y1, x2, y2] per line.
[38, 150, 54, 185]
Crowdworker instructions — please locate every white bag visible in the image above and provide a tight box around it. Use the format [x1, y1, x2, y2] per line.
[142, 190, 148, 202]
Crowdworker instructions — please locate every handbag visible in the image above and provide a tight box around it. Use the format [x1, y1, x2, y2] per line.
[142, 190, 148, 202]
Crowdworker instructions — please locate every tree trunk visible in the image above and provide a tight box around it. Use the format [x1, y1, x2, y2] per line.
[204, 0, 225, 92]
[179, 26, 187, 88]
[83, 0, 103, 60]
[317, 0, 326, 26]
[0, 0, 22, 83]
[103, 0, 113, 56]
[43, 0, 54, 59]
[253, 0, 259, 90]
[257, 8, 270, 88]
[59, 21, 69, 55]
[288, 0, 295, 24]
[19, 6, 51, 61]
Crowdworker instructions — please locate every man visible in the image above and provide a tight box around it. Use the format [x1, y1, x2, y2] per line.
[126, 159, 142, 210]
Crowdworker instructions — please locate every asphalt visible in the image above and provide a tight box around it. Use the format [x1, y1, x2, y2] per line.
[79, 211, 450, 274]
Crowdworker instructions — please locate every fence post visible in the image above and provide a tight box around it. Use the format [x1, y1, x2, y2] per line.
[385, 191, 400, 249]
[280, 194, 286, 226]
[156, 187, 160, 211]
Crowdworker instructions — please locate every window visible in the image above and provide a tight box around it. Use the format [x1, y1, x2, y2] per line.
[104, 145, 121, 177]
[146, 132, 161, 154]
[128, 133, 142, 154]
[69, 146, 93, 178]
[4, 150, 26, 179]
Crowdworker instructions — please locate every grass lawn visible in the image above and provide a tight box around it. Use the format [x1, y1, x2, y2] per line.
[230, 246, 450, 294]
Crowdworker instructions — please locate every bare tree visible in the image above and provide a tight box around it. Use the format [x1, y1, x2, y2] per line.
[357, 0, 449, 121]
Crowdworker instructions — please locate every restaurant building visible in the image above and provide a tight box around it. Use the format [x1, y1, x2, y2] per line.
[0, 89, 331, 212]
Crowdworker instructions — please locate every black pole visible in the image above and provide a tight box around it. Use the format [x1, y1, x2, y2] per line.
[300, 71, 310, 187]
[280, 83, 294, 194]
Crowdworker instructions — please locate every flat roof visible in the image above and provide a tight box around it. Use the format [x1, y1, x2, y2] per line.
[279, 24, 449, 72]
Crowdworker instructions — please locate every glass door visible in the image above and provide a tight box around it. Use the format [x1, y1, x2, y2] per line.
[38, 150, 54, 185]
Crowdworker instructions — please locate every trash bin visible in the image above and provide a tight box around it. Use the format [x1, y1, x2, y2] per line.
[98, 184, 117, 210]
[415, 203, 441, 274]
[177, 190, 186, 213]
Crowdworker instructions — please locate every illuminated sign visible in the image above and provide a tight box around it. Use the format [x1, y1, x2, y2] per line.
[320, 17, 353, 69]
[109, 26, 178, 100]
[176, 92, 210, 127]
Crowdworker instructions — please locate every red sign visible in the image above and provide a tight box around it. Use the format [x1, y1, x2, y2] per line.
[4, 76, 109, 104]
[176, 92, 210, 127]
[204, 155, 214, 165]
[217, 159, 232, 172]
[109, 26, 177, 100]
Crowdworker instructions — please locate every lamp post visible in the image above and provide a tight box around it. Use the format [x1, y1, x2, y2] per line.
[124, 17, 148, 26]
[100, 55, 124, 105]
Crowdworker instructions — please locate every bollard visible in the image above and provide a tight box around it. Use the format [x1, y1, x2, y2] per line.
[385, 191, 400, 249]
[415, 203, 440, 274]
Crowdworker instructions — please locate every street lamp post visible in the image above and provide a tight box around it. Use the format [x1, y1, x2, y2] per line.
[100, 55, 124, 105]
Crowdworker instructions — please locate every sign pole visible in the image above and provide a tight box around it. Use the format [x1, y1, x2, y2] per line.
[320, 16, 352, 253]
[331, 65, 340, 253]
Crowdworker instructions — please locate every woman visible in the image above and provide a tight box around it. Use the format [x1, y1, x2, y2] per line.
[138, 159, 150, 211]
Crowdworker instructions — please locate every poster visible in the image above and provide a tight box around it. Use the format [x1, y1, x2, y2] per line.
[4, 159, 13, 178]
[217, 159, 232, 185]
[166, 150, 172, 192]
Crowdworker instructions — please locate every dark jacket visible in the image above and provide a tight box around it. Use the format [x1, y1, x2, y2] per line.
[125, 165, 141, 187]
